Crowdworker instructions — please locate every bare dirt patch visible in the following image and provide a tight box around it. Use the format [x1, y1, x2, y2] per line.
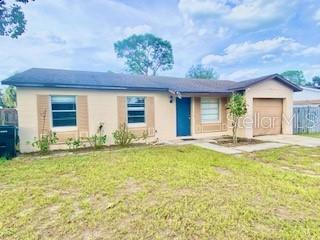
[88, 194, 115, 211]
[212, 136, 265, 147]
[274, 206, 308, 221]
[113, 178, 143, 203]
[175, 187, 196, 197]
[82, 228, 103, 240]
[120, 178, 142, 195]
[280, 166, 320, 177]
[254, 223, 274, 233]
[214, 167, 232, 175]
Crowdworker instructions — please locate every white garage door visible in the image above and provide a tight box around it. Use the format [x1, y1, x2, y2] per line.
[253, 98, 283, 136]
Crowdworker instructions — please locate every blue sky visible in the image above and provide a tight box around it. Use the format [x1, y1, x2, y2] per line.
[1, 0, 320, 82]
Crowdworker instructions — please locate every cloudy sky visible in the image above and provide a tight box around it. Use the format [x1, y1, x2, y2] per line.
[1, 0, 320, 83]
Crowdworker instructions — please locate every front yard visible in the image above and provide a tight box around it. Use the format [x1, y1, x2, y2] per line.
[1, 145, 320, 239]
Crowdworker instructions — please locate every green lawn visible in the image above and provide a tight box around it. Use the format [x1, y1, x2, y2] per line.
[1, 145, 320, 239]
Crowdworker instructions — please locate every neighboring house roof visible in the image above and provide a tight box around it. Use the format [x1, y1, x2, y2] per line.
[294, 87, 320, 105]
[1, 68, 302, 94]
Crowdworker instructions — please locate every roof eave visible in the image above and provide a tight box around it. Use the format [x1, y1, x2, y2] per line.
[4, 82, 172, 92]
[273, 74, 303, 92]
[228, 74, 303, 92]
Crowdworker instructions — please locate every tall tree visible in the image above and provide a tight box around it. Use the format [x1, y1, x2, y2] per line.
[0, 0, 34, 38]
[281, 70, 306, 86]
[1, 86, 16, 108]
[186, 64, 218, 80]
[114, 33, 174, 76]
[312, 76, 320, 88]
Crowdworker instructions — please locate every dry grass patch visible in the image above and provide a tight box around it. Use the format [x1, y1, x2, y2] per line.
[214, 166, 233, 175]
[244, 145, 320, 175]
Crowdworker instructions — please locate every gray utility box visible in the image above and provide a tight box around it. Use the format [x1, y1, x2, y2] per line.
[0, 126, 18, 159]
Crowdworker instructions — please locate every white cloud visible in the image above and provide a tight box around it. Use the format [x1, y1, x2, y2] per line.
[121, 25, 152, 37]
[299, 44, 320, 56]
[178, 0, 230, 17]
[216, 26, 230, 38]
[314, 9, 320, 25]
[261, 54, 282, 63]
[224, 0, 296, 30]
[220, 68, 260, 81]
[0, 0, 157, 81]
[178, 0, 297, 31]
[302, 64, 320, 80]
[202, 37, 303, 65]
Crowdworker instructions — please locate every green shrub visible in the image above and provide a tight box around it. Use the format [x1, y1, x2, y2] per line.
[113, 123, 137, 146]
[31, 131, 58, 154]
[87, 123, 107, 149]
[65, 137, 83, 151]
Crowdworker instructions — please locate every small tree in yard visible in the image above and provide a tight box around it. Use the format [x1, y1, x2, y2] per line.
[226, 93, 247, 144]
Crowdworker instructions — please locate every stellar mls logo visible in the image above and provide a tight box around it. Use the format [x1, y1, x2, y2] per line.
[226, 113, 283, 129]
[253, 113, 281, 129]
[226, 112, 319, 130]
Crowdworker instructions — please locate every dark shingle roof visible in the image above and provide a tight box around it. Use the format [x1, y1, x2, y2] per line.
[229, 73, 302, 92]
[1, 68, 302, 93]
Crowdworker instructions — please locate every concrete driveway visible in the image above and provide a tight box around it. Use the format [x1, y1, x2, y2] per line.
[255, 135, 320, 147]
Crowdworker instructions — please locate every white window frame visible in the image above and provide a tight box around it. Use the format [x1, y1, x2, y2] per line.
[200, 97, 220, 124]
[127, 96, 146, 127]
[50, 95, 77, 130]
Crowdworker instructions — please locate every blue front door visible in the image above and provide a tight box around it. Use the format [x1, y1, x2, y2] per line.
[176, 97, 191, 136]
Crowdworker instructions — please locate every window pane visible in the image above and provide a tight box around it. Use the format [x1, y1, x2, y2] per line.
[128, 110, 145, 116]
[201, 109, 219, 115]
[51, 96, 77, 127]
[127, 97, 144, 105]
[127, 97, 145, 124]
[201, 97, 219, 123]
[128, 116, 145, 123]
[52, 111, 76, 119]
[52, 96, 75, 104]
[52, 103, 76, 111]
[53, 119, 77, 127]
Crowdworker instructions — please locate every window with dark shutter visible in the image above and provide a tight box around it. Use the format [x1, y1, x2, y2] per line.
[51, 96, 77, 127]
[127, 97, 145, 125]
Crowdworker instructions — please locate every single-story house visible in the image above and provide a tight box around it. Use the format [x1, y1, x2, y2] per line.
[294, 87, 320, 106]
[2, 68, 302, 153]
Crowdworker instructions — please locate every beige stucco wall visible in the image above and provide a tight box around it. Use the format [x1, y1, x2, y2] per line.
[17, 87, 177, 152]
[238, 79, 294, 138]
[17, 88, 233, 153]
[16, 79, 294, 152]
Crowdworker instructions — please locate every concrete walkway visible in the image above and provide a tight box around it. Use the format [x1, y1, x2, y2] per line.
[255, 135, 320, 147]
[174, 134, 320, 155]
[234, 142, 288, 153]
[193, 142, 242, 154]
[194, 142, 287, 155]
